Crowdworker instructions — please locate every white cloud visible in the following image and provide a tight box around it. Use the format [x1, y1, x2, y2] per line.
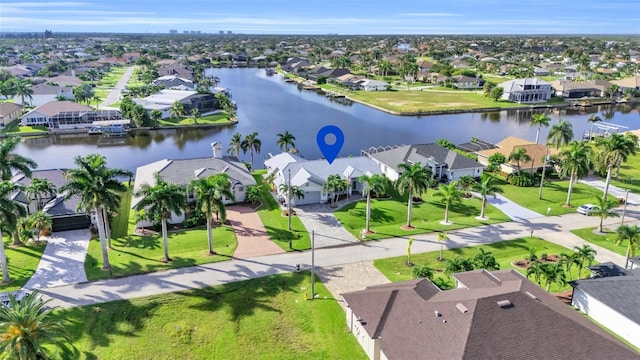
[398, 13, 462, 17]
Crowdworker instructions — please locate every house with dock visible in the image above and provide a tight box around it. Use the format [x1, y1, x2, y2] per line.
[21, 100, 126, 130]
[498, 78, 552, 103]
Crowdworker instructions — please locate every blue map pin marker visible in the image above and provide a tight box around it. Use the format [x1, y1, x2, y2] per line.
[316, 125, 344, 164]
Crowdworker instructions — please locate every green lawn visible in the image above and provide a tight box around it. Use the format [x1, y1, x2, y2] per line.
[571, 227, 632, 258]
[85, 185, 238, 280]
[158, 113, 233, 126]
[0, 239, 46, 291]
[334, 192, 511, 240]
[252, 172, 311, 251]
[496, 177, 615, 215]
[97, 67, 127, 88]
[0, 122, 48, 134]
[54, 272, 366, 360]
[374, 237, 593, 293]
[610, 152, 640, 195]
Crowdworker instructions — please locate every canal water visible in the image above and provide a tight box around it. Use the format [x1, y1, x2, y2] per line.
[15, 68, 640, 172]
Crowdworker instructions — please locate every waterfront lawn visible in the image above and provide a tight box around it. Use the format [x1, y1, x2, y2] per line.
[374, 237, 591, 293]
[495, 177, 615, 215]
[610, 152, 640, 194]
[0, 238, 46, 291]
[158, 113, 232, 126]
[571, 227, 631, 258]
[252, 172, 311, 251]
[334, 193, 510, 240]
[55, 272, 366, 360]
[0, 122, 48, 134]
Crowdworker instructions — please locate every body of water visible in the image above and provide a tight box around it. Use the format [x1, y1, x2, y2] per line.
[15, 68, 640, 172]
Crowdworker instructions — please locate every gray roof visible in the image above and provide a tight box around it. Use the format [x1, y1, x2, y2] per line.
[367, 144, 484, 173]
[456, 139, 498, 152]
[571, 268, 640, 324]
[343, 269, 638, 360]
[281, 156, 381, 188]
[12, 169, 85, 218]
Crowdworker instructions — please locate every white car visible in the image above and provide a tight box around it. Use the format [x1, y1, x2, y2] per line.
[577, 204, 600, 216]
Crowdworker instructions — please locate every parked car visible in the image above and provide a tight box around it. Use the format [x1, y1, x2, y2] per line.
[577, 204, 600, 216]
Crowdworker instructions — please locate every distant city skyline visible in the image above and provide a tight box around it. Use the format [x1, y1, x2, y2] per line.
[1, 0, 639, 34]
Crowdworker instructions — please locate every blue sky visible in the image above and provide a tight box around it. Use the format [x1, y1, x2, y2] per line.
[1, 0, 639, 34]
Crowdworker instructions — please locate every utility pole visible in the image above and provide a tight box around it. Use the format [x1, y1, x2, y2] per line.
[538, 146, 549, 200]
[287, 168, 292, 231]
[311, 230, 315, 300]
[620, 189, 630, 225]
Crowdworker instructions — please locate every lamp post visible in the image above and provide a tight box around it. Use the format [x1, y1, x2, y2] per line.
[538, 146, 549, 200]
[620, 189, 630, 225]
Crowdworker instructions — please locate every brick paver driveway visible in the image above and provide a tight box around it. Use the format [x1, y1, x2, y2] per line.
[227, 205, 285, 258]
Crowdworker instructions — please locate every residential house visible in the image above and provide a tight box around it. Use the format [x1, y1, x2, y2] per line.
[362, 144, 484, 182]
[21, 101, 125, 129]
[417, 60, 433, 73]
[13, 83, 74, 106]
[306, 66, 351, 82]
[44, 75, 84, 87]
[264, 152, 382, 206]
[611, 76, 640, 91]
[11, 169, 91, 232]
[131, 143, 256, 226]
[475, 136, 560, 174]
[281, 57, 313, 74]
[357, 79, 388, 91]
[551, 79, 610, 99]
[498, 78, 552, 103]
[450, 75, 484, 89]
[151, 75, 196, 91]
[133, 89, 217, 119]
[342, 269, 638, 360]
[571, 263, 640, 349]
[157, 63, 194, 80]
[0, 103, 22, 128]
[533, 66, 550, 76]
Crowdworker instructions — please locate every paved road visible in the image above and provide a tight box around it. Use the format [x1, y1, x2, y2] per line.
[37, 205, 640, 309]
[102, 66, 135, 107]
[580, 176, 640, 205]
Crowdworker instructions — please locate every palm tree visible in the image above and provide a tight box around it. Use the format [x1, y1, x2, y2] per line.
[24, 178, 56, 212]
[279, 182, 305, 232]
[134, 173, 186, 262]
[457, 175, 476, 197]
[559, 141, 592, 207]
[60, 154, 131, 270]
[508, 147, 530, 173]
[615, 132, 638, 178]
[437, 232, 449, 261]
[323, 174, 347, 208]
[0, 291, 72, 359]
[28, 211, 52, 242]
[0, 181, 22, 282]
[189, 174, 234, 255]
[592, 196, 620, 233]
[540, 262, 566, 292]
[396, 163, 432, 228]
[559, 252, 580, 281]
[616, 224, 640, 269]
[276, 131, 296, 152]
[530, 113, 551, 144]
[472, 176, 503, 219]
[546, 120, 574, 149]
[93, 94, 102, 109]
[473, 247, 500, 270]
[434, 181, 462, 224]
[170, 101, 185, 119]
[191, 107, 200, 124]
[358, 174, 389, 234]
[594, 133, 636, 199]
[241, 132, 261, 171]
[573, 244, 597, 278]
[0, 137, 37, 180]
[587, 114, 602, 141]
[227, 132, 243, 158]
[526, 262, 544, 286]
[245, 185, 261, 205]
[13, 78, 33, 105]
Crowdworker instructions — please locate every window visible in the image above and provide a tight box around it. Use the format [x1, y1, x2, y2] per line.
[238, 186, 244, 192]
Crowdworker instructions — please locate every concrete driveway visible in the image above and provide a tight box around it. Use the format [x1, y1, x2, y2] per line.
[473, 192, 543, 220]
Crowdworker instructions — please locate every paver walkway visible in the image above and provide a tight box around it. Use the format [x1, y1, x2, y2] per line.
[23, 229, 91, 290]
[227, 205, 285, 258]
[102, 66, 135, 107]
[473, 192, 543, 220]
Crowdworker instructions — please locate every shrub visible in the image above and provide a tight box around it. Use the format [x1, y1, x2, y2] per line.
[412, 265, 434, 279]
[183, 211, 206, 228]
[506, 172, 535, 187]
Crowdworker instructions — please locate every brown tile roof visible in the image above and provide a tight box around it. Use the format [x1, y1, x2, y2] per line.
[612, 76, 640, 88]
[0, 102, 22, 116]
[30, 101, 93, 117]
[476, 136, 560, 169]
[342, 270, 639, 360]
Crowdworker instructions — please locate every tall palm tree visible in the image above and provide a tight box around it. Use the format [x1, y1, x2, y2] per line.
[508, 147, 530, 173]
[594, 133, 636, 199]
[13, 78, 33, 106]
[587, 114, 602, 141]
[559, 252, 580, 281]
[227, 132, 242, 158]
[526, 262, 544, 286]
[457, 175, 476, 197]
[573, 244, 597, 279]
[559, 141, 592, 207]
[592, 196, 619, 233]
[134, 173, 186, 262]
[434, 181, 462, 224]
[540, 262, 566, 292]
[24, 178, 56, 212]
[60, 154, 131, 270]
[0, 181, 22, 282]
[437, 232, 449, 261]
[358, 174, 389, 234]
[279, 182, 305, 233]
[396, 163, 432, 228]
[170, 101, 185, 119]
[276, 131, 296, 152]
[0, 137, 37, 180]
[615, 132, 638, 178]
[189, 174, 234, 255]
[191, 107, 200, 124]
[0, 291, 72, 359]
[241, 132, 261, 171]
[530, 113, 551, 144]
[472, 176, 503, 219]
[323, 174, 347, 208]
[616, 224, 640, 269]
[546, 120, 574, 149]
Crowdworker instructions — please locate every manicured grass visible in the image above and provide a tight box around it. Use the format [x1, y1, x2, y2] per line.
[334, 192, 511, 240]
[495, 177, 615, 215]
[374, 237, 593, 293]
[157, 113, 233, 126]
[54, 272, 366, 360]
[0, 122, 48, 134]
[0, 239, 46, 291]
[252, 172, 311, 251]
[97, 67, 127, 87]
[571, 227, 632, 258]
[610, 152, 640, 195]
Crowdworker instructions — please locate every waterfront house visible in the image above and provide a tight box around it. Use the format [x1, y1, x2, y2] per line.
[475, 136, 559, 174]
[611, 75, 640, 91]
[362, 144, 484, 182]
[21, 101, 125, 130]
[131, 143, 255, 226]
[498, 78, 552, 103]
[264, 153, 382, 206]
[157, 63, 194, 80]
[342, 269, 638, 360]
[451, 75, 484, 89]
[151, 75, 196, 91]
[0, 102, 22, 128]
[133, 89, 217, 119]
[550, 79, 610, 99]
[357, 79, 389, 91]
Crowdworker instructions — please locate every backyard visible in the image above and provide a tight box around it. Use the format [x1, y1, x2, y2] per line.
[157, 112, 232, 126]
[54, 272, 365, 359]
